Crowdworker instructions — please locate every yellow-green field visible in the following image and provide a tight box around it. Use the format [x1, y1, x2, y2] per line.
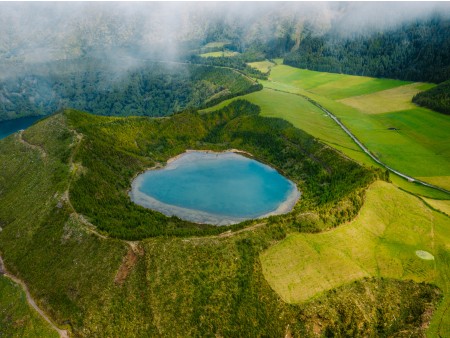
[247, 60, 275, 73]
[423, 197, 450, 216]
[199, 51, 239, 58]
[339, 82, 435, 114]
[418, 176, 450, 192]
[260, 181, 450, 336]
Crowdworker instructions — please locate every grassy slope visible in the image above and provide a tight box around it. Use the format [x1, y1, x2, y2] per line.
[199, 51, 239, 58]
[246, 60, 275, 74]
[339, 82, 435, 114]
[422, 197, 450, 217]
[0, 110, 442, 337]
[0, 276, 58, 338]
[261, 181, 450, 336]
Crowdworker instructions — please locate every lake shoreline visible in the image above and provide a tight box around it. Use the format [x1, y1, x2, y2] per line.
[128, 150, 301, 226]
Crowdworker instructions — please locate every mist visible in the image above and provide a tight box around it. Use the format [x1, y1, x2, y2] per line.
[1, 2, 449, 67]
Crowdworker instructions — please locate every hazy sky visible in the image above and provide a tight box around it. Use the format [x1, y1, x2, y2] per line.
[0, 1, 449, 63]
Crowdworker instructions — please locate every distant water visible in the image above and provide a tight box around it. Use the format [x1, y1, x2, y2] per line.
[130, 151, 300, 225]
[0, 116, 43, 140]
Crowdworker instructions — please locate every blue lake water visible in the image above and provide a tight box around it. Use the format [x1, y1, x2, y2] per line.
[0, 116, 44, 140]
[129, 151, 300, 225]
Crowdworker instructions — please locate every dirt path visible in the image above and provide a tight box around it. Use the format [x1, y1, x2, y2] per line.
[17, 130, 47, 159]
[0, 256, 69, 338]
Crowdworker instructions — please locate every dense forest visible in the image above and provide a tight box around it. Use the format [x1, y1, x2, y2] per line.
[0, 58, 259, 121]
[284, 17, 450, 83]
[413, 80, 450, 115]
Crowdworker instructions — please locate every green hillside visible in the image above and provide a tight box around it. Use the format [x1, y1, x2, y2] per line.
[0, 60, 259, 121]
[0, 103, 443, 336]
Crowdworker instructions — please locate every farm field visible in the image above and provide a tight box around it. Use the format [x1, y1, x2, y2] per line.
[199, 51, 239, 58]
[256, 64, 450, 195]
[423, 197, 450, 216]
[246, 60, 275, 73]
[260, 180, 450, 336]
[338, 82, 435, 114]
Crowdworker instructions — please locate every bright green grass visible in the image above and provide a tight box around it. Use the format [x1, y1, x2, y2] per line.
[0, 275, 58, 337]
[260, 180, 450, 337]
[199, 51, 239, 58]
[258, 65, 450, 191]
[339, 82, 436, 114]
[268, 65, 409, 99]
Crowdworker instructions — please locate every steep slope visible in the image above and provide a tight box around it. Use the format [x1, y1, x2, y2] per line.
[0, 104, 442, 336]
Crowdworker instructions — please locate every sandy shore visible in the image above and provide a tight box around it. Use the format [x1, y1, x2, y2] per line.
[129, 150, 301, 225]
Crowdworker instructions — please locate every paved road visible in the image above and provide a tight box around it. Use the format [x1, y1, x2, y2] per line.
[266, 87, 450, 196]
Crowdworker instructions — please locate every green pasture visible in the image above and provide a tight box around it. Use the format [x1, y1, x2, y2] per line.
[246, 60, 275, 74]
[0, 275, 58, 337]
[199, 51, 239, 58]
[255, 64, 450, 193]
[267, 65, 409, 99]
[339, 82, 435, 114]
[423, 197, 450, 216]
[261, 180, 450, 336]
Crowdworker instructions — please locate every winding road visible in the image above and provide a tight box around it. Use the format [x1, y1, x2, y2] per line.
[266, 87, 450, 196]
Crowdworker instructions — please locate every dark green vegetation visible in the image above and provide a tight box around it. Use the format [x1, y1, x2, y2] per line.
[0, 102, 443, 336]
[0, 59, 258, 121]
[413, 79, 450, 115]
[0, 276, 58, 337]
[284, 17, 450, 83]
[68, 100, 383, 239]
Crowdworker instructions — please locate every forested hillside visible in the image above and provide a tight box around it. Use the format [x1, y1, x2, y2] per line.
[284, 17, 450, 83]
[0, 59, 259, 121]
[413, 80, 450, 115]
[0, 102, 440, 337]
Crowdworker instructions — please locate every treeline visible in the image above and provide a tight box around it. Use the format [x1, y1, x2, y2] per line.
[68, 100, 384, 240]
[284, 17, 450, 83]
[413, 80, 450, 115]
[0, 58, 256, 121]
